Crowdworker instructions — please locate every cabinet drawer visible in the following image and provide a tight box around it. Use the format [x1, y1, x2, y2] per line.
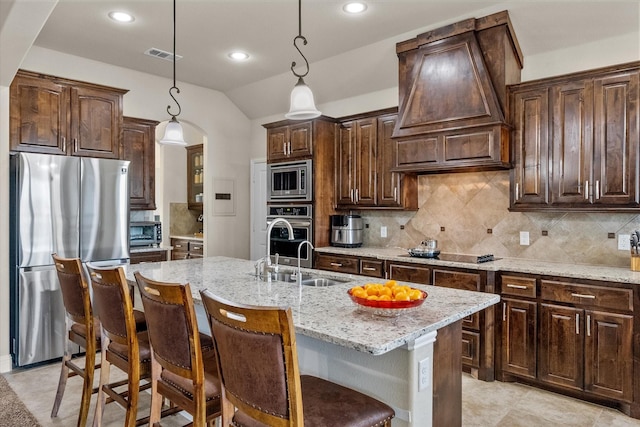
[171, 239, 190, 252]
[130, 251, 167, 264]
[462, 313, 480, 331]
[360, 259, 385, 278]
[501, 275, 537, 298]
[387, 262, 431, 285]
[540, 280, 633, 312]
[315, 254, 359, 274]
[433, 269, 481, 291]
[171, 252, 189, 261]
[189, 242, 204, 256]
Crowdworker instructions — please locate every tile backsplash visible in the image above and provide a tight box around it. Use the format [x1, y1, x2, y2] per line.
[170, 203, 201, 236]
[359, 171, 638, 268]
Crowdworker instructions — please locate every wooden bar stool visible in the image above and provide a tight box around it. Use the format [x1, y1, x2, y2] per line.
[134, 272, 222, 427]
[87, 264, 174, 427]
[200, 290, 395, 427]
[51, 253, 100, 427]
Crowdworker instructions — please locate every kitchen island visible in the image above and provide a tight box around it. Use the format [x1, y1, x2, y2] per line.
[123, 256, 499, 426]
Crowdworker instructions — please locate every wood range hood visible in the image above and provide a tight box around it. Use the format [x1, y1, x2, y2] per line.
[392, 10, 524, 173]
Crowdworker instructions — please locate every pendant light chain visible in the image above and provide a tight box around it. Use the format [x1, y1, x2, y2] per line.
[290, 0, 309, 79]
[167, 0, 181, 118]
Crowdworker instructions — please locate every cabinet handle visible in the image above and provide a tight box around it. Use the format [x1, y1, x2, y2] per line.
[502, 302, 506, 322]
[74, 138, 78, 153]
[192, 246, 201, 250]
[288, 141, 291, 155]
[393, 187, 397, 199]
[576, 313, 580, 335]
[595, 180, 600, 200]
[506, 284, 528, 290]
[587, 314, 591, 337]
[571, 293, 595, 299]
[585, 180, 589, 200]
[362, 267, 376, 271]
[175, 244, 183, 248]
[62, 136, 66, 152]
[515, 182, 519, 201]
[355, 188, 359, 203]
[330, 262, 343, 267]
[350, 189, 354, 202]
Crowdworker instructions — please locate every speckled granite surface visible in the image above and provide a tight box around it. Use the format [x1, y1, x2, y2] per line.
[315, 246, 640, 285]
[130, 246, 171, 253]
[123, 256, 499, 355]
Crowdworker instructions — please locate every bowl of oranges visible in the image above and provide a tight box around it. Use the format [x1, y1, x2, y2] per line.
[348, 280, 427, 316]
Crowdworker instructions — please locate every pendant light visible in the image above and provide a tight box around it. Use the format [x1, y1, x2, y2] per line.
[159, 0, 187, 145]
[285, 0, 321, 120]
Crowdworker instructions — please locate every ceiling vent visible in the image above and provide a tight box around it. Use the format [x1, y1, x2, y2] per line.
[144, 48, 183, 61]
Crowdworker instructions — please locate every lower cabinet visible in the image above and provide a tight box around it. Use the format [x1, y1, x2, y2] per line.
[130, 250, 168, 264]
[170, 238, 204, 260]
[499, 273, 637, 415]
[387, 260, 495, 381]
[314, 253, 384, 278]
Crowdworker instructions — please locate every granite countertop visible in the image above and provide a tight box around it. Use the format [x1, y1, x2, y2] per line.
[315, 246, 640, 285]
[130, 246, 171, 253]
[170, 235, 204, 241]
[123, 256, 498, 355]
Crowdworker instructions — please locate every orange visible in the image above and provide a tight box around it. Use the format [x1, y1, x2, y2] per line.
[378, 294, 391, 301]
[385, 280, 398, 288]
[378, 287, 392, 298]
[353, 289, 368, 299]
[409, 289, 423, 301]
[395, 292, 410, 302]
[366, 295, 379, 301]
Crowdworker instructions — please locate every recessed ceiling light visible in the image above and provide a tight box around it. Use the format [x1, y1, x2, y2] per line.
[228, 51, 250, 61]
[343, 2, 367, 14]
[108, 11, 135, 23]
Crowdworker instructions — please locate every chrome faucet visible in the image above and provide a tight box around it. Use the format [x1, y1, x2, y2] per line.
[296, 240, 314, 286]
[262, 217, 294, 279]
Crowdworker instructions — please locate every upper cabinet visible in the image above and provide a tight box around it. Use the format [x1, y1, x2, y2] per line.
[510, 62, 640, 212]
[10, 70, 127, 158]
[336, 108, 417, 210]
[266, 121, 313, 162]
[186, 144, 204, 211]
[122, 117, 158, 210]
[392, 11, 523, 173]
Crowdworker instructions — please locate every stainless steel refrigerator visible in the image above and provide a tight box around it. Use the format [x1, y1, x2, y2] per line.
[9, 152, 130, 367]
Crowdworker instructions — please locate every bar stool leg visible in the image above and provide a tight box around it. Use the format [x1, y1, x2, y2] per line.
[51, 339, 71, 418]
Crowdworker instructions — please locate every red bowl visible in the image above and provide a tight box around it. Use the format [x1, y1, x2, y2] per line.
[348, 288, 428, 309]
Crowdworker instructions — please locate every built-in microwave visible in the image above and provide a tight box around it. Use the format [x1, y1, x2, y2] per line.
[267, 159, 312, 202]
[129, 221, 162, 247]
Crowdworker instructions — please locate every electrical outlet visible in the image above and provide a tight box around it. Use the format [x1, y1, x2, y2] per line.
[519, 231, 530, 246]
[380, 226, 387, 238]
[418, 357, 430, 391]
[619, 234, 631, 251]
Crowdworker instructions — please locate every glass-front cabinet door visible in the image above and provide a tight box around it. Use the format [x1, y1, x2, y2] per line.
[186, 144, 203, 210]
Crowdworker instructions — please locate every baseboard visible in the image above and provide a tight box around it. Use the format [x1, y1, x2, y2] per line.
[0, 354, 12, 373]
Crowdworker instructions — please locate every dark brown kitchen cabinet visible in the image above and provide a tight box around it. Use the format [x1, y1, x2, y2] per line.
[314, 253, 360, 275]
[337, 118, 377, 206]
[539, 279, 634, 402]
[186, 144, 204, 211]
[10, 70, 126, 158]
[170, 238, 203, 260]
[386, 261, 431, 285]
[509, 61, 640, 211]
[266, 121, 312, 162]
[392, 11, 522, 173]
[122, 117, 158, 210]
[336, 109, 417, 210]
[500, 275, 537, 380]
[130, 250, 167, 264]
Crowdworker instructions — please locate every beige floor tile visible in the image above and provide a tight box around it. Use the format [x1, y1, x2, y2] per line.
[595, 408, 640, 427]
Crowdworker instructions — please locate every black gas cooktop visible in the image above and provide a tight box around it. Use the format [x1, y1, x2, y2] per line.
[401, 252, 499, 264]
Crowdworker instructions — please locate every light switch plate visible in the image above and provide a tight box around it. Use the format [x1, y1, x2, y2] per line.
[519, 231, 530, 246]
[619, 234, 631, 251]
[418, 357, 430, 391]
[381, 226, 387, 238]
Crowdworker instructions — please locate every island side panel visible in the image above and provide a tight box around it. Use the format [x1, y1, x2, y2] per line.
[433, 319, 463, 427]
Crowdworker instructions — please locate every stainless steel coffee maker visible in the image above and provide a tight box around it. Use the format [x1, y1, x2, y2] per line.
[330, 214, 363, 247]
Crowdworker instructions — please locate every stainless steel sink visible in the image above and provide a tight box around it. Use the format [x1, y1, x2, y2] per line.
[255, 270, 349, 286]
[299, 277, 346, 287]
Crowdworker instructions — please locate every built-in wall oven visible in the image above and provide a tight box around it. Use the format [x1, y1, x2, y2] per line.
[267, 204, 313, 268]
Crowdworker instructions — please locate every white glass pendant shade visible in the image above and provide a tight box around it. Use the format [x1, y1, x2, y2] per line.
[285, 77, 321, 120]
[159, 117, 187, 146]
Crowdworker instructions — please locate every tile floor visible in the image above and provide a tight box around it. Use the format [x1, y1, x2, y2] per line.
[4, 357, 640, 427]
